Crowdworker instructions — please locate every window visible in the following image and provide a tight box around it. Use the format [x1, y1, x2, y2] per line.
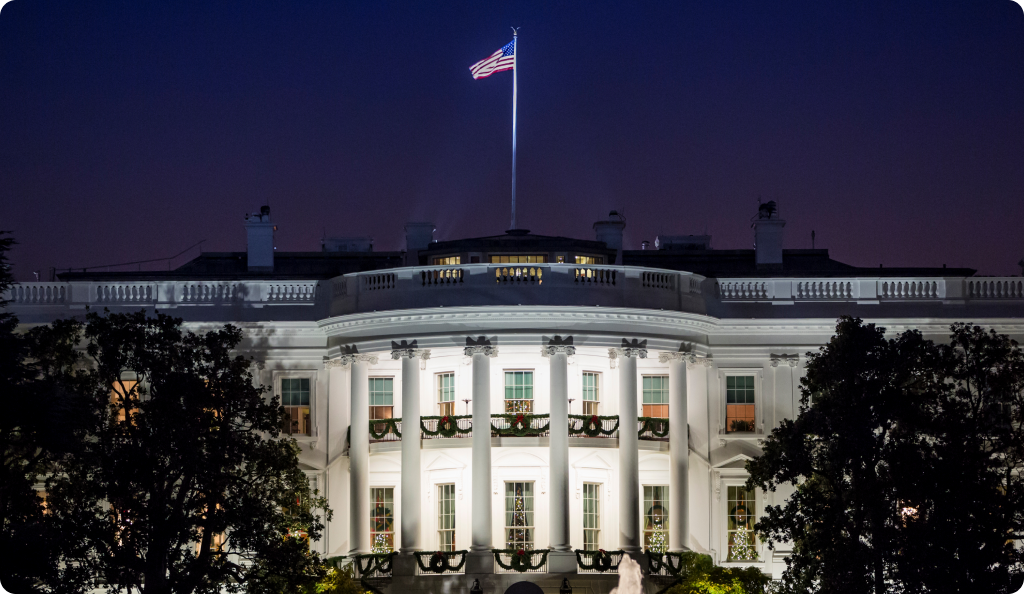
[369, 378, 394, 420]
[582, 372, 600, 416]
[281, 378, 311, 436]
[434, 255, 461, 265]
[643, 486, 669, 552]
[371, 487, 395, 553]
[110, 379, 139, 423]
[642, 376, 668, 418]
[727, 486, 757, 561]
[490, 254, 547, 264]
[583, 483, 601, 550]
[197, 503, 226, 553]
[726, 376, 756, 432]
[504, 371, 534, 413]
[575, 255, 603, 264]
[438, 484, 456, 551]
[505, 482, 534, 549]
[437, 373, 456, 416]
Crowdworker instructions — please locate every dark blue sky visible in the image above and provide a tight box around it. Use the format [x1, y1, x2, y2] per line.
[2, 1, 1023, 279]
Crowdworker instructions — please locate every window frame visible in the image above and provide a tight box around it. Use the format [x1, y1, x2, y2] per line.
[368, 376, 395, 421]
[581, 371, 601, 416]
[273, 370, 318, 438]
[433, 255, 461, 265]
[504, 481, 535, 549]
[437, 483, 456, 551]
[582, 482, 601, 551]
[574, 254, 605, 265]
[716, 474, 763, 566]
[436, 372, 456, 417]
[489, 254, 548, 264]
[370, 486, 396, 554]
[503, 370, 535, 414]
[643, 484, 670, 553]
[718, 369, 762, 434]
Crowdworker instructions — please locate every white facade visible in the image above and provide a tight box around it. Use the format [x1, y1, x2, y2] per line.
[9, 251, 1024, 591]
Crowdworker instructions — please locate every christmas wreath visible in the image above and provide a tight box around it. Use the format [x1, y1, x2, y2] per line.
[414, 550, 468, 573]
[420, 415, 473, 438]
[575, 548, 622, 572]
[569, 414, 619, 437]
[493, 414, 550, 437]
[353, 552, 396, 577]
[492, 548, 550, 572]
[637, 416, 670, 439]
[368, 418, 401, 440]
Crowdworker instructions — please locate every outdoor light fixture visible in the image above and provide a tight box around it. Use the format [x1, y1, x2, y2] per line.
[470, 578, 483, 594]
[560, 578, 572, 594]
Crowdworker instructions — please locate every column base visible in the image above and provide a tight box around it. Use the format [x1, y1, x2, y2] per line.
[392, 553, 418, 577]
[466, 550, 495, 574]
[547, 550, 578, 573]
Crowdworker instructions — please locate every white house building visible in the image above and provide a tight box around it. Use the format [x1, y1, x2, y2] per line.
[8, 205, 1024, 593]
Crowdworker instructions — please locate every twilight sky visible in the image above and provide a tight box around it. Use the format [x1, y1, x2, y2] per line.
[1, 1, 1023, 280]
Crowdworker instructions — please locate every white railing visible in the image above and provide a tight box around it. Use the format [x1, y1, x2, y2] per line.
[95, 283, 156, 303]
[6, 280, 322, 309]
[717, 276, 1024, 303]
[7, 283, 68, 304]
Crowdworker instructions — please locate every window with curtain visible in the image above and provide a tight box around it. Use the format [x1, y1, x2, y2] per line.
[583, 483, 601, 550]
[643, 485, 669, 552]
[727, 486, 757, 561]
[504, 482, 534, 549]
[369, 377, 394, 420]
[642, 376, 668, 418]
[726, 376, 756, 432]
[504, 371, 534, 413]
[437, 373, 456, 416]
[438, 484, 456, 551]
[281, 378, 311, 435]
[371, 487, 395, 553]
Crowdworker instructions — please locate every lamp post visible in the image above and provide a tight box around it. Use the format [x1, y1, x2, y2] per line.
[559, 578, 573, 594]
[470, 579, 483, 594]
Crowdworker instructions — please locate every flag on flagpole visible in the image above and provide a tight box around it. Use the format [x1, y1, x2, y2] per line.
[469, 38, 515, 79]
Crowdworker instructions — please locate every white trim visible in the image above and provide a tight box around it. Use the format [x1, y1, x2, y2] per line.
[717, 368, 763, 435]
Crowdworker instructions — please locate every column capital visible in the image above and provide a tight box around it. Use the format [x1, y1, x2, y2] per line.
[465, 345, 498, 357]
[543, 345, 575, 357]
[770, 353, 800, 368]
[391, 340, 431, 361]
[614, 338, 648, 359]
[335, 353, 379, 368]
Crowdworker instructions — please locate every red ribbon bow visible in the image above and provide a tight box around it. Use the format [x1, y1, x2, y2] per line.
[516, 414, 524, 423]
[441, 415, 449, 424]
[591, 415, 600, 424]
[517, 548, 526, 556]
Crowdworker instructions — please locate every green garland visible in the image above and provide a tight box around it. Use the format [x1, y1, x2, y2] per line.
[368, 418, 401, 440]
[645, 550, 713, 577]
[420, 415, 473, 438]
[575, 549, 623, 572]
[568, 414, 619, 437]
[492, 413, 550, 437]
[492, 548, 550, 572]
[353, 552, 396, 577]
[414, 550, 469, 573]
[638, 416, 670, 439]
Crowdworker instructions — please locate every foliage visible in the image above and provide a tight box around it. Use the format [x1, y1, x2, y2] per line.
[312, 564, 370, 594]
[575, 549, 622, 572]
[413, 550, 468, 573]
[420, 415, 473, 438]
[491, 413, 549, 437]
[351, 552, 395, 576]
[30, 309, 332, 594]
[746, 316, 1024, 594]
[660, 555, 771, 594]
[367, 418, 401, 440]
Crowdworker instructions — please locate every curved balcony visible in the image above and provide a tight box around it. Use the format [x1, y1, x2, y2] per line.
[328, 264, 706, 317]
[366, 415, 669, 443]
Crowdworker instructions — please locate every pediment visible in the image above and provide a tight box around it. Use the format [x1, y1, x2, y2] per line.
[572, 451, 612, 471]
[425, 452, 466, 471]
[492, 451, 547, 468]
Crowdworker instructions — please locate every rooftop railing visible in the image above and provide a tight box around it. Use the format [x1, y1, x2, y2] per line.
[716, 276, 1024, 304]
[4, 280, 322, 308]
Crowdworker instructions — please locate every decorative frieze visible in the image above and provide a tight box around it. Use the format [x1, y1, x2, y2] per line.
[770, 354, 800, 368]
[390, 339, 431, 368]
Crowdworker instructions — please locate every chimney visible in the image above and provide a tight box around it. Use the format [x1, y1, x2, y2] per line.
[404, 222, 435, 266]
[752, 201, 785, 271]
[245, 206, 275, 272]
[594, 211, 626, 264]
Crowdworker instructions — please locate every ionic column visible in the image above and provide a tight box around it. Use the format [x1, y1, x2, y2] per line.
[346, 352, 378, 556]
[546, 338, 575, 572]
[660, 351, 690, 552]
[466, 340, 497, 574]
[393, 343, 430, 562]
[614, 340, 647, 557]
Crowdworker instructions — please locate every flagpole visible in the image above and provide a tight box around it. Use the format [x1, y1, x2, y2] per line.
[511, 28, 518, 230]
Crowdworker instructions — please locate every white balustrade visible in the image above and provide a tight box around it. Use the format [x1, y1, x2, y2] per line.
[878, 280, 938, 299]
[966, 278, 1024, 300]
[796, 280, 853, 299]
[6, 283, 68, 304]
[95, 283, 156, 303]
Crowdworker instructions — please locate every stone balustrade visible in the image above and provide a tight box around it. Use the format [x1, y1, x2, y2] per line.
[5, 280, 322, 310]
[716, 276, 1024, 304]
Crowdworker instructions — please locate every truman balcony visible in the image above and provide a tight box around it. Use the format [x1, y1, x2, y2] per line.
[328, 264, 706, 316]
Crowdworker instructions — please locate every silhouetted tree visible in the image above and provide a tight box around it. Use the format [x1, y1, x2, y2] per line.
[34, 310, 331, 594]
[747, 317, 1024, 594]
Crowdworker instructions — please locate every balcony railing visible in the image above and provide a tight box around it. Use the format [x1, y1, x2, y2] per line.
[414, 550, 468, 575]
[576, 549, 625, 574]
[365, 415, 673, 442]
[493, 549, 549, 574]
[352, 552, 395, 579]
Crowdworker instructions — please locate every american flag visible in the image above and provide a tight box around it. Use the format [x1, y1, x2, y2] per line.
[469, 38, 515, 80]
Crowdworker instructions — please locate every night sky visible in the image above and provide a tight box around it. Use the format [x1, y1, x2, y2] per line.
[2, 1, 1023, 280]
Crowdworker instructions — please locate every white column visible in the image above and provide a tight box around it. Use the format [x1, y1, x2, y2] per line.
[466, 343, 497, 574]
[661, 352, 690, 552]
[347, 353, 377, 556]
[395, 347, 429, 556]
[546, 342, 575, 572]
[615, 344, 646, 556]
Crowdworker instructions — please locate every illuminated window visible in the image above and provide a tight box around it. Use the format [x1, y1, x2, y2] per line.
[434, 256, 461, 265]
[371, 487, 395, 553]
[727, 486, 758, 561]
[574, 255, 603, 264]
[110, 380, 139, 423]
[197, 503, 226, 554]
[726, 376, 756, 432]
[504, 371, 534, 413]
[644, 486, 669, 552]
[438, 483, 456, 551]
[369, 378, 394, 420]
[583, 483, 601, 550]
[490, 254, 547, 264]
[582, 372, 600, 416]
[437, 373, 456, 416]
[504, 482, 534, 549]
[281, 378, 311, 436]
[642, 376, 668, 418]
